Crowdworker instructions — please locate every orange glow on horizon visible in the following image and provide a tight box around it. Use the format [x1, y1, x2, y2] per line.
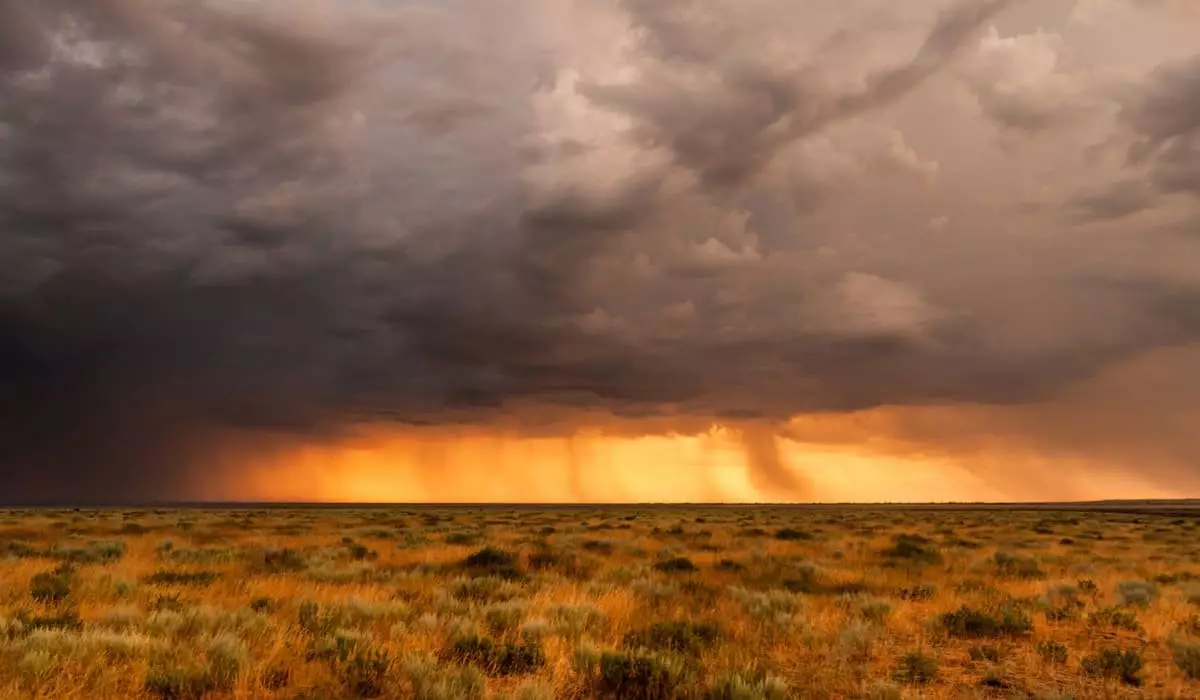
[206, 421, 1190, 504]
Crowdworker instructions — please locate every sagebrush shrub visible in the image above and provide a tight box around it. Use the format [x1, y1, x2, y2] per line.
[30, 564, 74, 604]
[939, 606, 1031, 638]
[623, 619, 722, 656]
[461, 547, 523, 580]
[1035, 640, 1069, 665]
[892, 651, 937, 684]
[1081, 647, 1143, 686]
[1172, 641, 1200, 680]
[705, 670, 789, 700]
[593, 649, 687, 700]
[1116, 579, 1158, 607]
[442, 633, 546, 676]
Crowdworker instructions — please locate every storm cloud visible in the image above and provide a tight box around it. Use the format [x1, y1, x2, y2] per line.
[1, 0, 1199, 502]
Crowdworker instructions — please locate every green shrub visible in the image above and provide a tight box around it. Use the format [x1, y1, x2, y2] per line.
[864, 680, 903, 700]
[594, 649, 687, 700]
[1035, 640, 1069, 665]
[939, 606, 1031, 638]
[144, 665, 214, 700]
[30, 564, 74, 604]
[207, 633, 248, 691]
[442, 633, 546, 676]
[20, 609, 83, 631]
[298, 601, 343, 637]
[461, 547, 522, 579]
[892, 651, 937, 684]
[340, 647, 393, 697]
[623, 620, 722, 656]
[1088, 606, 1141, 632]
[546, 603, 605, 640]
[344, 541, 377, 561]
[653, 557, 698, 573]
[882, 535, 942, 565]
[484, 600, 529, 635]
[705, 670, 789, 700]
[18, 649, 56, 685]
[404, 654, 486, 700]
[968, 645, 1000, 662]
[245, 547, 308, 574]
[1115, 580, 1158, 607]
[143, 570, 219, 587]
[1171, 640, 1200, 680]
[527, 550, 597, 579]
[160, 546, 233, 565]
[446, 575, 523, 603]
[856, 597, 893, 623]
[1183, 613, 1200, 636]
[1081, 647, 1143, 686]
[260, 666, 291, 691]
[581, 539, 616, 554]
[2, 540, 39, 558]
[994, 552, 1046, 580]
[50, 540, 126, 564]
[1042, 604, 1080, 623]
[898, 584, 937, 601]
[774, 528, 813, 541]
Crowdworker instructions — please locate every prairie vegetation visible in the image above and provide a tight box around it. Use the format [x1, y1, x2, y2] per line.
[0, 505, 1197, 698]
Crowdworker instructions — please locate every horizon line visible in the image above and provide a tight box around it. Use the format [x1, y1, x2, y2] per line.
[2, 498, 1198, 510]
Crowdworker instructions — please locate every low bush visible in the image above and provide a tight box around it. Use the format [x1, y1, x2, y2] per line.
[143, 570, 220, 587]
[994, 552, 1046, 580]
[882, 535, 943, 566]
[653, 557, 698, 573]
[30, 564, 74, 604]
[1088, 606, 1141, 632]
[892, 651, 937, 684]
[442, 633, 546, 676]
[1115, 579, 1158, 607]
[939, 606, 1032, 638]
[588, 648, 688, 700]
[705, 670, 789, 700]
[1171, 640, 1200, 680]
[461, 547, 523, 580]
[774, 528, 813, 541]
[968, 645, 1000, 662]
[144, 665, 215, 700]
[404, 654, 486, 700]
[623, 620, 722, 656]
[1081, 647, 1143, 686]
[1035, 640, 1069, 665]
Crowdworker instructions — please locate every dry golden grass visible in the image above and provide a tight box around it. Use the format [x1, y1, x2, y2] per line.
[0, 505, 1197, 698]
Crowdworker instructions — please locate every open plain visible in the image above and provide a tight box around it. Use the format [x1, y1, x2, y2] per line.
[0, 504, 1198, 699]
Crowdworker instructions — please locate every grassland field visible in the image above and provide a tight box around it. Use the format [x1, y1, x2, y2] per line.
[0, 504, 1198, 699]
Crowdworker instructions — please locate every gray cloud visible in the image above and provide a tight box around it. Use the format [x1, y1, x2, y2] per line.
[1, 0, 1199, 501]
[1126, 55, 1200, 197]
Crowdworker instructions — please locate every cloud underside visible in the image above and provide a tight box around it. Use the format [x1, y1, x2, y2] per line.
[0, 0, 1198, 501]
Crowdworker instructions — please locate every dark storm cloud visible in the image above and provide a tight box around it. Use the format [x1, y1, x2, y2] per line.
[1, 0, 1199, 501]
[1070, 52, 1200, 220]
[1125, 54, 1200, 197]
[581, 0, 1011, 189]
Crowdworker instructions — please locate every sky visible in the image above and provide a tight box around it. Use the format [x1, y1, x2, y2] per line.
[0, 0, 1198, 503]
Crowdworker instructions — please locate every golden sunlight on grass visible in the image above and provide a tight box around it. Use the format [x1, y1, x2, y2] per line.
[0, 505, 1198, 698]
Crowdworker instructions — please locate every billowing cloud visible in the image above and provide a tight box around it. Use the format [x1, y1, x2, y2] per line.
[0, 0, 1198, 502]
[960, 25, 1101, 134]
